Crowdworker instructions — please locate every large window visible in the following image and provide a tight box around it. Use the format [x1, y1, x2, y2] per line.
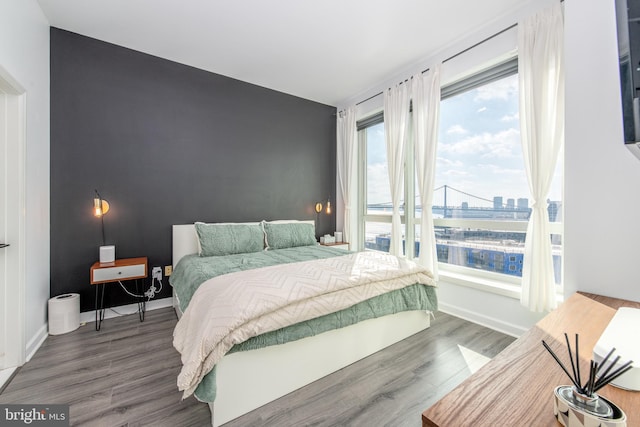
[358, 59, 563, 287]
[432, 62, 562, 285]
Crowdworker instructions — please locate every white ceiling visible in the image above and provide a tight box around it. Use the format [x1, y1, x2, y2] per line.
[36, 0, 532, 106]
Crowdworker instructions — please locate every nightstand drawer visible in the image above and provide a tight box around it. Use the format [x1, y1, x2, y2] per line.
[92, 264, 145, 282]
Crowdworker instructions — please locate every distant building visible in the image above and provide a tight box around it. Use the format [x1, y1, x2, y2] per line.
[548, 200, 562, 223]
[506, 198, 515, 209]
[493, 196, 503, 209]
[517, 198, 528, 210]
[365, 233, 561, 284]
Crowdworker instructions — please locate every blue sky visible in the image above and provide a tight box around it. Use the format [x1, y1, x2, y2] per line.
[366, 73, 562, 207]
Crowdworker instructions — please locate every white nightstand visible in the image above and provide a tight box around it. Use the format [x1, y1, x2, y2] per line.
[90, 256, 148, 330]
[319, 242, 350, 251]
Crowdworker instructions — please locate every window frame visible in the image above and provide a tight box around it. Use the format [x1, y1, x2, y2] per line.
[357, 118, 404, 253]
[355, 57, 563, 297]
[436, 57, 563, 293]
[357, 111, 417, 258]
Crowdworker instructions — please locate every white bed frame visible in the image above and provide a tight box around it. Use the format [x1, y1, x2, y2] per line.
[172, 224, 431, 427]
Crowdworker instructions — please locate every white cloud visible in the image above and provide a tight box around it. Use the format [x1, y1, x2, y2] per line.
[446, 124, 468, 135]
[474, 76, 518, 102]
[477, 106, 487, 113]
[437, 157, 464, 168]
[439, 128, 521, 158]
[501, 112, 519, 122]
[443, 169, 470, 177]
[476, 163, 523, 176]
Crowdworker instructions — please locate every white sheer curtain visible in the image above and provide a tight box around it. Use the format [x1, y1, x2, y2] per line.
[383, 82, 411, 256]
[412, 64, 441, 278]
[336, 107, 357, 247]
[518, 3, 564, 312]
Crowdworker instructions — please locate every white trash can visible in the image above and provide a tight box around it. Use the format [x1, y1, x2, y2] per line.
[48, 293, 80, 335]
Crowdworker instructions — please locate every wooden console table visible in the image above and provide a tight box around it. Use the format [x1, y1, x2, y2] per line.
[422, 292, 640, 426]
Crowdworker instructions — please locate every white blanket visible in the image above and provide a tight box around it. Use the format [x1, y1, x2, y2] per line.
[173, 251, 436, 398]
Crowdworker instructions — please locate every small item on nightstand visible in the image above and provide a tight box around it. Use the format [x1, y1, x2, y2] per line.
[335, 232, 343, 243]
[324, 234, 335, 244]
[320, 236, 325, 244]
[100, 245, 115, 264]
[543, 333, 631, 426]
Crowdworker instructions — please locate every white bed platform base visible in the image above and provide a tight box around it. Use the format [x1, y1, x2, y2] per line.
[172, 224, 431, 427]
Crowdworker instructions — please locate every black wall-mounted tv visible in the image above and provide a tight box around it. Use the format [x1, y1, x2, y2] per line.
[615, 0, 640, 159]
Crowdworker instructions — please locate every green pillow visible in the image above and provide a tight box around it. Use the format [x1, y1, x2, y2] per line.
[195, 222, 264, 256]
[263, 222, 317, 249]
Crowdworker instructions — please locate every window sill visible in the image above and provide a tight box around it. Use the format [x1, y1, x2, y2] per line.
[438, 267, 565, 304]
[438, 267, 522, 300]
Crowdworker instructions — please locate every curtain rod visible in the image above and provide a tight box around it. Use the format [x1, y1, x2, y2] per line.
[442, 23, 517, 65]
[349, 0, 562, 110]
[355, 23, 517, 107]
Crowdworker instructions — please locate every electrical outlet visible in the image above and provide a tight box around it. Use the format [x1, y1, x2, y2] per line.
[164, 265, 172, 276]
[152, 266, 162, 280]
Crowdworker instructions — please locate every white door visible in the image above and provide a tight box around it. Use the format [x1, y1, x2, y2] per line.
[0, 66, 26, 371]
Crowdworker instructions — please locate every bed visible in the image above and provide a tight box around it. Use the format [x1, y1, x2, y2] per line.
[171, 222, 437, 426]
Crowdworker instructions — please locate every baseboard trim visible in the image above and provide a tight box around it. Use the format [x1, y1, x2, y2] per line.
[26, 324, 48, 362]
[438, 302, 528, 338]
[79, 297, 173, 325]
[0, 367, 18, 393]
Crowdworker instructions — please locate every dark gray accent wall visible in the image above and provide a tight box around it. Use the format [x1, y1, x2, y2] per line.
[50, 28, 336, 312]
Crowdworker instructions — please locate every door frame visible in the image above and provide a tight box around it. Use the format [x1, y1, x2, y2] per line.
[0, 64, 26, 369]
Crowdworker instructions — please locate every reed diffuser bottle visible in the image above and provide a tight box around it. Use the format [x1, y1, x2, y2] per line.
[543, 333, 631, 426]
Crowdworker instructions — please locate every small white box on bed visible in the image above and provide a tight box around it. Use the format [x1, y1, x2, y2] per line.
[593, 307, 640, 391]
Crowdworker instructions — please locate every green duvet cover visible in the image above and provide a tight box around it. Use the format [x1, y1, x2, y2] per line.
[170, 245, 438, 402]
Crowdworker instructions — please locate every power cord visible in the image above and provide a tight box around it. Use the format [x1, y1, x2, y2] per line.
[118, 275, 163, 301]
[146, 274, 163, 299]
[108, 306, 136, 316]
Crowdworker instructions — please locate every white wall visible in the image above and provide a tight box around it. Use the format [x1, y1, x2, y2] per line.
[564, 0, 640, 303]
[0, 0, 50, 355]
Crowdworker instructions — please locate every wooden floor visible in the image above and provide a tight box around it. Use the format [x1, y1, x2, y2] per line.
[0, 308, 514, 427]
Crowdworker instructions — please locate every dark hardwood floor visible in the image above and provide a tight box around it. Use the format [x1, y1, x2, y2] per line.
[0, 308, 514, 426]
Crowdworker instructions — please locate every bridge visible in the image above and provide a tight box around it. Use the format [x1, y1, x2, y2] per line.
[368, 185, 533, 220]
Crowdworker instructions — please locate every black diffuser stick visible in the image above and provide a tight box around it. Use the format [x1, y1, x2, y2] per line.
[594, 364, 634, 393]
[575, 334, 581, 389]
[564, 333, 578, 387]
[587, 361, 597, 396]
[597, 355, 621, 386]
[596, 347, 616, 375]
[542, 340, 582, 390]
[585, 360, 592, 395]
[594, 360, 634, 391]
[542, 333, 634, 398]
